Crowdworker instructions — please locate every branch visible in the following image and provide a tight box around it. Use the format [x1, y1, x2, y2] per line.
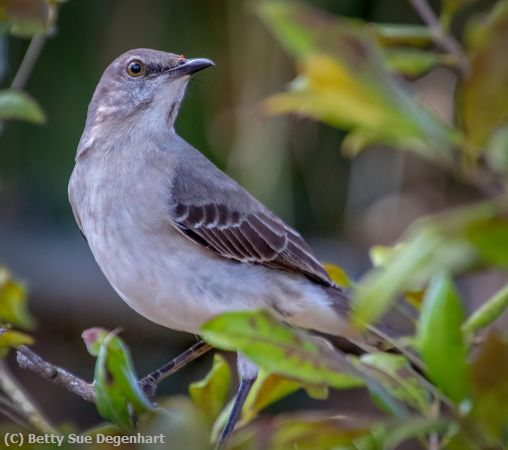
[16, 340, 213, 403]
[409, 0, 470, 75]
[16, 346, 95, 403]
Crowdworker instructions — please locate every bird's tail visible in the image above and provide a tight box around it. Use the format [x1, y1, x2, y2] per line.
[327, 285, 420, 365]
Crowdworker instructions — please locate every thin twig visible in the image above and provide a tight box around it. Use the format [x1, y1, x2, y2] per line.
[10, 34, 47, 91]
[140, 340, 212, 397]
[0, 393, 31, 430]
[409, 0, 470, 75]
[16, 346, 95, 403]
[0, 360, 56, 433]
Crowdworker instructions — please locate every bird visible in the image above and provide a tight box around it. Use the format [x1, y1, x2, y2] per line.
[69, 48, 386, 448]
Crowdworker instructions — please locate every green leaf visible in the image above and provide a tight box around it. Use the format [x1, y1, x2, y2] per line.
[383, 49, 449, 78]
[458, 0, 508, 151]
[0, 267, 35, 329]
[189, 354, 230, 425]
[463, 283, 508, 335]
[418, 274, 471, 404]
[352, 200, 503, 328]
[370, 24, 433, 48]
[82, 328, 152, 429]
[201, 310, 362, 389]
[360, 353, 430, 413]
[470, 333, 508, 439]
[0, 90, 45, 123]
[259, 1, 458, 160]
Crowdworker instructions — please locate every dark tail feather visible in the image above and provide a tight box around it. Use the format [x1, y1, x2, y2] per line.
[327, 285, 422, 368]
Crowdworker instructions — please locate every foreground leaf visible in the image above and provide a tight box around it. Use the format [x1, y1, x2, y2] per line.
[189, 354, 230, 425]
[202, 310, 409, 419]
[82, 328, 152, 429]
[0, 90, 45, 123]
[418, 274, 471, 404]
[201, 310, 362, 389]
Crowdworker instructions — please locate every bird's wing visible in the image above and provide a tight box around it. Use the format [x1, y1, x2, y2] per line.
[168, 157, 333, 286]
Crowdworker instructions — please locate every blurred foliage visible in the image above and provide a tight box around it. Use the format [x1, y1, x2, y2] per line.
[190, 354, 230, 426]
[1, 0, 508, 449]
[259, 1, 460, 162]
[0, 266, 34, 329]
[0, 90, 44, 122]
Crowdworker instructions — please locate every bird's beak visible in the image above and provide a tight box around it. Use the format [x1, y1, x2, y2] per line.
[173, 58, 214, 77]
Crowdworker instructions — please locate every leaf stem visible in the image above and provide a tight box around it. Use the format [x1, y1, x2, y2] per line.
[408, 0, 470, 75]
[10, 34, 47, 91]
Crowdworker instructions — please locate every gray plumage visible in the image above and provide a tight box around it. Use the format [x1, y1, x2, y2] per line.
[69, 48, 353, 338]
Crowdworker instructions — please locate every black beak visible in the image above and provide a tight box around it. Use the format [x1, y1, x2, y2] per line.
[173, 58, 214, 76]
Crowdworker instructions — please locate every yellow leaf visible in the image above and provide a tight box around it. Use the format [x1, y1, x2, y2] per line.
[323, 263, 350, 287]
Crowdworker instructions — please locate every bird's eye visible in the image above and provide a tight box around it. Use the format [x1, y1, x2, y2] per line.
[126, 60, 146, 78]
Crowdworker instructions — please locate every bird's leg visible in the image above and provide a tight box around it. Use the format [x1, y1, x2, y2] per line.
[216, 353, 258, 450]
[140, 340, 212, 398]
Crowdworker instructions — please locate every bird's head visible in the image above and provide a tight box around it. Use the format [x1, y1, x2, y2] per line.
[84, 48, 213, 134]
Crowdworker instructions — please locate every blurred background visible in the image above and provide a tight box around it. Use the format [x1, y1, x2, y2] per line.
[0, 0, 503, 430]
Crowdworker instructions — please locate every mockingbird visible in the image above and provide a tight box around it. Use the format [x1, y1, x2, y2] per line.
[69, 48, 380, 448]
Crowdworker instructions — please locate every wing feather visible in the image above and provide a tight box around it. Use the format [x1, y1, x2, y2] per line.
[169, 158, 333, 286]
